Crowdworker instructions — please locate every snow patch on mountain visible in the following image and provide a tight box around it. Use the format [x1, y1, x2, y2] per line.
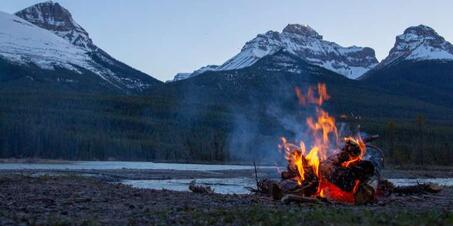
[407, 45, 453, 60]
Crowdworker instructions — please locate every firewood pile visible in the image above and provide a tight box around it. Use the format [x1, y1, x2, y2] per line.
[250, 136, 442, 205]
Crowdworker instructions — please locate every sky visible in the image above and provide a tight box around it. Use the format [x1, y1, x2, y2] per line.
[1, 0, 452, 81]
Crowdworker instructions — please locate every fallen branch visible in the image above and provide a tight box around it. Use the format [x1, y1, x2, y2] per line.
[188, 180, 214, 194]
[393, 183, 442, 195]
[377, 179, 442, 195]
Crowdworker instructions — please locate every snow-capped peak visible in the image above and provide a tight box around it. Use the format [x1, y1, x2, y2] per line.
[1, 2, 159, 92]
[0, 11, 96, 73]
[379, 25, 453, 67]
[173, 24, 378, 81]
[15, 1, 93, 50]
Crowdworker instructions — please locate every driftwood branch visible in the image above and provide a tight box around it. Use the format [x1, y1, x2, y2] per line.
[188, 180, 214, 194]
[394, 183, 442, 195]
[378, 179, 442, 195]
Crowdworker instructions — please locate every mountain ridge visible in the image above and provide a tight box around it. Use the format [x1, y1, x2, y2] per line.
[172, 24, 378, 81]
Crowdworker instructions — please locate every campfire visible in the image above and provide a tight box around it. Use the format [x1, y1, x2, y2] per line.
[186, 83, 442, 204]
[250, 83, 440, 205]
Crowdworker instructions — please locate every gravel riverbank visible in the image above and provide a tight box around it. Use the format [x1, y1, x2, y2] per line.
[0, 173, 451, 225]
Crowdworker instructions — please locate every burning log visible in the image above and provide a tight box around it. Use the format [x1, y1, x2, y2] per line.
[340, 137, 364, 162]
[322, 160, 375, 192]
[188, 180, 214, 194]
[319, 139, 375, 193]
[325, 166, 358, 192]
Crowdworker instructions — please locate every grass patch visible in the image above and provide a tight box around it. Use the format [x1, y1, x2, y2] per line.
[180, 205, 453, 226]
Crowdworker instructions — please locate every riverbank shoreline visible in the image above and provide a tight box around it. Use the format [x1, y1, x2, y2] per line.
[0, 174, 451, 225]
[1, 166, 453, 182]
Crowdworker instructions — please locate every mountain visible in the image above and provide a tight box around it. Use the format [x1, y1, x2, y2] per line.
[372, 25, 453, 70]
[172, 24, 378, 81]
[0, 1, 161, 93]
[361, 25, 453, 107]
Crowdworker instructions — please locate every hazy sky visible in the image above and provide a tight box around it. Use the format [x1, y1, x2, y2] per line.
[1, 0, 452, 81]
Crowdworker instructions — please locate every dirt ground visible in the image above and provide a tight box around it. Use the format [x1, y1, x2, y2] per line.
[0, 173, 451, 226]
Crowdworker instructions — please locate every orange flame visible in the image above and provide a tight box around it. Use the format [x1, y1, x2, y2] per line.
[294, 83, 330, 107]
